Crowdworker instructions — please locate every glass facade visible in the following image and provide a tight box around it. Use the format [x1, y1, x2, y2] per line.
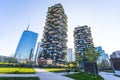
[96, 46, 109, 62]
[14, 30, 38, 63]
[96, 46, 111, 69]
[35, 42, 42, 64]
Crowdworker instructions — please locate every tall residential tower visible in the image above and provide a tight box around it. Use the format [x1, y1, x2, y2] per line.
[40, 3, 68, 65]
[74, 25, 94, 58]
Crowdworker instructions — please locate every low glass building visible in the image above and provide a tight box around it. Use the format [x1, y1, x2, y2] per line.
[96, 46, 111, 70]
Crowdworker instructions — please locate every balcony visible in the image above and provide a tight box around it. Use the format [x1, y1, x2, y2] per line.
[44, 42, 50, 44]
[57, 44, 62, 48]
[48, 47, 55, 50]
[44, 30, 48, 33]
[49, 31, 56, 34]
[54, 35, 62, 40]
[52, 41, 59, 44]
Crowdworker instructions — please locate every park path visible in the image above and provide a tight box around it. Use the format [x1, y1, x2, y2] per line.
[35, 68, 74, 80]
[0, 68, 38, 77]
[1, 69, 120, 80]
[99, 72, 120, 80]
[0, 68, 74, 80]
[0, 73, 37, 77]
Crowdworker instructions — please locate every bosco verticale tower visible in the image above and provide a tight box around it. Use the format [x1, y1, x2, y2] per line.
[40, 3, 68, 65]
[74, 25, 94, 59]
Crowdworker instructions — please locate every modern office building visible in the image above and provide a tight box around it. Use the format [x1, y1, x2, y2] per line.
[96, 46, 111, 69]
[110, 50, 120, 70]
[110, 51, 120, 58]
[110, 51, 120, 70]
[74, 25, 94, 57]
[14, 27, 38, 63]
[67, 48, 75, 62]
[96, 46, 109, 62]
[40, 3, 68, 65]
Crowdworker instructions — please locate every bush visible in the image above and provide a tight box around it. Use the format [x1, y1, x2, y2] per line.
[0, 67, 35, 74]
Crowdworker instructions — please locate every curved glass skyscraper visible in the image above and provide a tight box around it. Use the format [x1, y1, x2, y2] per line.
[14, 30, 38, 63]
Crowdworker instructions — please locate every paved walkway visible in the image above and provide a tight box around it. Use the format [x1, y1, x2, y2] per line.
[0, 74, 37, 77]
[35, 68, 74, 80]
[1, 69, 120, 80]
[99, 72, 120, 80]
[0, 68, 74, 80]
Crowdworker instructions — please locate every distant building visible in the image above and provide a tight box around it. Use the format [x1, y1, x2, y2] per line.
[96, 46, 109, 62]
[0, 56, 6, 62]
[41, 3, 68, 65]
[0, 55, 16, 62]
[110, 51, 120, 70]
[74, 25, 94, 58]
[67, 48, 75, 62]
[96, 46, 111, 69]
[110, 58, 120, 70]
[35, 42, 43, 65]
[110, 51, 120, 58]
[14, 26, 38, 63]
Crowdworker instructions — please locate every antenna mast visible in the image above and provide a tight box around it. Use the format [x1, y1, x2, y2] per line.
[26, 23, 30, 31]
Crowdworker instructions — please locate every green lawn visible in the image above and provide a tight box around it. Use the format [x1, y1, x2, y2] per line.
[43, 68, 66, 72]
[0, 67, 35, 74]
[0, 62, 12, 64]
[66, 72, 104, 80]
[0, 77, 39, 80]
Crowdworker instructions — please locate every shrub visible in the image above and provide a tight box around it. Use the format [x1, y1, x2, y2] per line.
[0, 67, 35, 74]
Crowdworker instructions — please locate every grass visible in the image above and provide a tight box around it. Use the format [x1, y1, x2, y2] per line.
[43, 68, 67, 72]
[0, 77, 40, 80]
[0, 62, 13, 64]
[0, 67, 35, 74]
[66, 72, 104, 80]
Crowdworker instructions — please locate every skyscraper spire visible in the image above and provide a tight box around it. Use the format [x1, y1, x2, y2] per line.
[26, 23, 30, 31]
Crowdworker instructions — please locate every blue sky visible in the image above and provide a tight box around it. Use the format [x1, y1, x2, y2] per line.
[0, 0, 120, 56]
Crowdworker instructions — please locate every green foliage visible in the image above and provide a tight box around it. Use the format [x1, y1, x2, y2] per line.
[75, 53, 83, 64]
[66, 72, 104, 80]
[0, 56, 17, 63]
[85, 47, 100, 63]
[67, 62, 77, 68]
[0, 77, 40, 80]
[84, 47, 101, 75]
[0, 62, 13, 64]
[0, 67, 35, 74]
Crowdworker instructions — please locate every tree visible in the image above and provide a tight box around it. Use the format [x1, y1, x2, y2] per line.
[75, 52, 84, 71]
[84, 47, 100, 78]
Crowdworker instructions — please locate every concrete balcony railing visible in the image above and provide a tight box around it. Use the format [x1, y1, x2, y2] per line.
[52, 41, 59, 44]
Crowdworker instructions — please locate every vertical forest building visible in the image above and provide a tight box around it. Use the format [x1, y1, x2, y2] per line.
[74, 25, 98, 74]
[74, 25, 94, 58]
[40, 3, 68, 65]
